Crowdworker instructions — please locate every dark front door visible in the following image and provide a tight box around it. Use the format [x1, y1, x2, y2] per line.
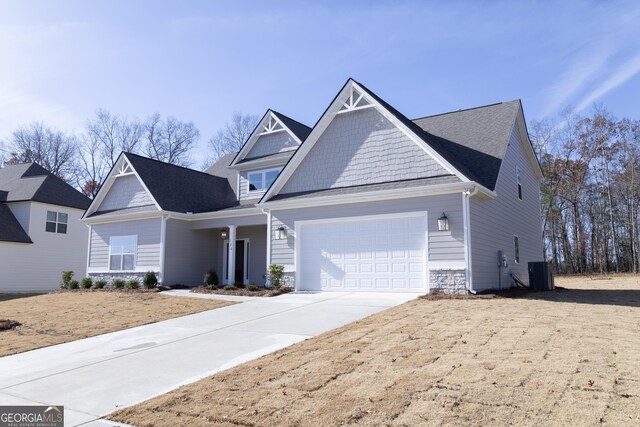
[234, 240, 245, 284]
[225, 240, 249, 283]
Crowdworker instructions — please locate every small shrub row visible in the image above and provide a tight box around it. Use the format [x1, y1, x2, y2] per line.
[60, 271, 158, 291]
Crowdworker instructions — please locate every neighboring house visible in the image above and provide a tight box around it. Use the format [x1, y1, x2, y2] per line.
[0, 163, 91, 292]
[83, 79, 544, 293]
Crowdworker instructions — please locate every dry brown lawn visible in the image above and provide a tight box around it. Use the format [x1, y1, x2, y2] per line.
[0, 291, 235, 357]
[110, 275, 640, 427]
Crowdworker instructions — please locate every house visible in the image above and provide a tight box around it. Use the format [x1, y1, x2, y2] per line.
[83, 79, 544, 293]
[0, 163, 91, 292]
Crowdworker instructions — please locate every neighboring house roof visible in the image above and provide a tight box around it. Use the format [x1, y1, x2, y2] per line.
[123, 153, 238, 213]
[0, 162, 90, 209]
[271, 111, 312, 142]
[0, 204, 32, 243]
[354, 80, 519, 191]
[0, 162, 89, 243]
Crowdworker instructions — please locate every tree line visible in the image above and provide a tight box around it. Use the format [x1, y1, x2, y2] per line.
[0, 110, 257, 197]
[530, 106, 640, 274]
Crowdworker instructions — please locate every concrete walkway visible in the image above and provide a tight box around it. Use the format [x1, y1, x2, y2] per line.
[0, 291, 418, 426]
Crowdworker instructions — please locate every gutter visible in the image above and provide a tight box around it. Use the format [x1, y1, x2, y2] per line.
[463, 186, 480, 294]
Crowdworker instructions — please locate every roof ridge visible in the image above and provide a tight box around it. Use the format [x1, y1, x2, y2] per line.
[124, 152, 220, 178]
[411, 100, 521, 121]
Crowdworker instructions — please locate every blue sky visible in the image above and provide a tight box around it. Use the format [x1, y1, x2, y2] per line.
[1, 0, 639, 166]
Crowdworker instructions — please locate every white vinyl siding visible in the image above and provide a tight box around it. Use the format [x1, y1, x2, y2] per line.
[0, 202, 88, 292]
[88, 218, 161, 271]
[470, 113, 544, 291]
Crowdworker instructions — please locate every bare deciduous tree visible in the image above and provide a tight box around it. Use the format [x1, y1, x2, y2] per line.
[86, 109, 144, 168]
[143, 113, 199, 167]
[206, 112, 259, 165]
[4, 122, 77, 180]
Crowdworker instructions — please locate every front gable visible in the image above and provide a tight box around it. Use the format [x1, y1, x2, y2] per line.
[231, 111, 305, 165]
[263, 79, 467, 201]
[84, 154, 160, 217]
[280, 107, 452, 194]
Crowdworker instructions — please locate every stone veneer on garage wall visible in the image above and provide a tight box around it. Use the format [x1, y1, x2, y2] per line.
[429, 269, 467, 294]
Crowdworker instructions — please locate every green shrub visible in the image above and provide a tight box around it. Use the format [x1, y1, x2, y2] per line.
[68, 280, 79, 290]
[247, 284, 259, 292]
[93, 279, 107, 289]
[112, 279, 125, 289]
[223, 285, 237, 291]
[267, 264, 285, 289]
[143, 271, 158, 289]
[80, 277, 93, 289]
[204, 269, 219, 287]
[125, 279, 140, 289]
[60, 270, 74, 289]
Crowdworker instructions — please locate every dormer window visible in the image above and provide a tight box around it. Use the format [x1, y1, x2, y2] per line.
[248, 169, 280, 193]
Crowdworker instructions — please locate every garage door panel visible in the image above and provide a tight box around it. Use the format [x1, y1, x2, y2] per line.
[298, 214, 427, 292]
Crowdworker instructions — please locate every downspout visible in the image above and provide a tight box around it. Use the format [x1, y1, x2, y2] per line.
[463, 186, 479, 294]
[262, 208, 272, 287]
[159, 213, 169, 284]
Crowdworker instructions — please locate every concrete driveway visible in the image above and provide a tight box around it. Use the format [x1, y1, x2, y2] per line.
[0, 291, 417, 426]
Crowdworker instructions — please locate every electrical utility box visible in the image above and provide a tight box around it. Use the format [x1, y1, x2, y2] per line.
[528, 262, 554, 290]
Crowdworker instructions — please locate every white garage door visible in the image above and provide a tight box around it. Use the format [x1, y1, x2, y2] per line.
[297, 213, 427, 292]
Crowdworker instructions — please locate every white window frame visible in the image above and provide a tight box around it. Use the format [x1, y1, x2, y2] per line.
[513, 235, 520, 264]
[247, 168, 281, 194]
[516, 166, 523, 201]
[46, 210, 68, 234]
[108, 235, 137, 271]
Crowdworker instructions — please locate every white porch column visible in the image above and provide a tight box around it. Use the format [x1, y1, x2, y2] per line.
[227, 225, 237, 285]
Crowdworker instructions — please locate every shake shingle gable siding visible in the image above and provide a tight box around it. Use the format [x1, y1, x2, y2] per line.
[97, 174, 155, 211]
[280, 108, 452, 195]
[245, 131, 298, 159]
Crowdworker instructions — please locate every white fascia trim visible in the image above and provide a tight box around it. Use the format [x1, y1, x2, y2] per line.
[169, 207, 264, 221]
[260, 181, 493, 210]
[82, 211, 165, 225]
[262, 79, 471, 202]
[231, 111, 302, 166]
[87, 267, 160, 274]
[229, 153, 294, 171]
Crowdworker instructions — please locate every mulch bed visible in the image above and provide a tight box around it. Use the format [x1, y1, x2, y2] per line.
[0, 319, 21, 331]
[191, 286, 292, 297]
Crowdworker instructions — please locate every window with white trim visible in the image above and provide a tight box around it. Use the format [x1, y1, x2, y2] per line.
[109, 236, 136, 271]
[46, 211, 68, 234]
[516, 166, 523, 200]
[514, 235, 520, 264]
[248, 169, 280, 193]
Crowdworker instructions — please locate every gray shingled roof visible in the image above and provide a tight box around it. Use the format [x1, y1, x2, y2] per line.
[0, 204, 32, 243]
[206, 152, 239, 198]
[271, 111, 312, 142]
[354, 80, 520, 191]
[123, 153, 239, 213]
[0, 163, 90, 209]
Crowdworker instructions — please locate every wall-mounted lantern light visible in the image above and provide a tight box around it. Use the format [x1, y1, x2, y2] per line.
[438, 212, 449, 231]
[220, 229, 228, 239]
[275, 226, 287, 240]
